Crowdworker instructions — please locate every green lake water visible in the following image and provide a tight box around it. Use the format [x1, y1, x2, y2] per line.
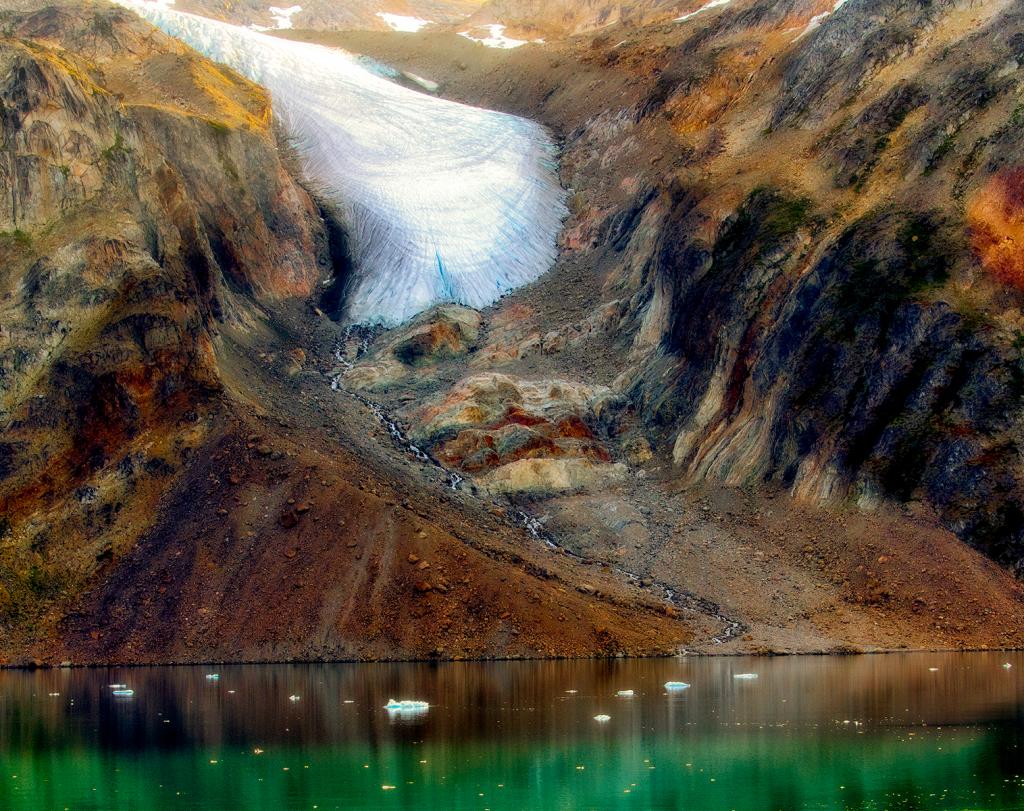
[1, 652, 1023, 809]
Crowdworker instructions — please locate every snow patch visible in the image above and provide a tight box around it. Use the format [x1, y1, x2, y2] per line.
[792, 0, 849, 40]
[674, 0, 731, 23]
[458, 24, 539, 49]
[268, 5, 301, 29]
[118, 2, 567, 326]
[405, 72, 439, 92]
[376, 12, 432, 33]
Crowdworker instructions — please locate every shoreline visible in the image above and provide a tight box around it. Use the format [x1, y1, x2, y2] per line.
[5, 645, 1023, 671]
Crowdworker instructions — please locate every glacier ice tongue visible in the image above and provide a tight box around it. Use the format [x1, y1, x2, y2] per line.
[119, 2, 567, 325]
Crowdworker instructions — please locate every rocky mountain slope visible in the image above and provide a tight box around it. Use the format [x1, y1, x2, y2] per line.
[287, 0, 1024, 648]
[162, 0, 484, 33]
[321, 0, 1024, 570]
[4, 0, 1024, 664]
[461, 0, 690, 38]
[0, 3, 691, 664]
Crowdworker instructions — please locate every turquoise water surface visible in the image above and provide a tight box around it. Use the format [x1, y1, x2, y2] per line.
[1, 653, 1023, 809]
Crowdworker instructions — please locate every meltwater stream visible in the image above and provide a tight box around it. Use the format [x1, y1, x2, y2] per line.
[327, 332, 741, 642]
[3, 654, 1024, 810]
[119, 1, 566, 325]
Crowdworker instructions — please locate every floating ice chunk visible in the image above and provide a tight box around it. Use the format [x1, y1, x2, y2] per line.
[674, 0, 731, 23]
[565, 689, 578, 694]
[205, 673, 220, 680]
[288, 694, 301, 701]
[385, 699, 430, 712]
[593, 714, 611, 722]
[109, 683, 127, 688]
[664, 681, 690, 690]
[733, 673, 758, 680]
[48, 692, 60, 697]
[928, 667, 939, 672]
[1004, 663, 1014, 669]
[616, 690, 635, 697]
[376, 12, 431, 33]
[118, 2, 566, 326]
[112, 689, 135, 697]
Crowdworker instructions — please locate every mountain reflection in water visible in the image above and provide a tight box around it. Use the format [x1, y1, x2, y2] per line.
[1, 653, 1023, 809]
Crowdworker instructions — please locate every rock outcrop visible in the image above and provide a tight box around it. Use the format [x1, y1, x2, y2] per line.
[406, 372, 625, 492]
[343, 304, 482, 391]
[0, 2, 327, 640]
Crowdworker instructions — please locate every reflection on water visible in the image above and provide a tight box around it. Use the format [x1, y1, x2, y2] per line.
[1, 652, 1023, 809]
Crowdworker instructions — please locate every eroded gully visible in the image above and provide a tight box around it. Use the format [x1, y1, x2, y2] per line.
[327, 328, 745, 648]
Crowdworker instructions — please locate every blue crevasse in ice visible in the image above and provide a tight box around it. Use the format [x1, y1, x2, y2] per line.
[118, 2, 567, 325]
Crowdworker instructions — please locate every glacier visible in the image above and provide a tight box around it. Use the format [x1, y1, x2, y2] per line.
[119, 2, 567, 325]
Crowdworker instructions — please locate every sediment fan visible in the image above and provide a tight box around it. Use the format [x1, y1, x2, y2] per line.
[119, 2, 567, 325]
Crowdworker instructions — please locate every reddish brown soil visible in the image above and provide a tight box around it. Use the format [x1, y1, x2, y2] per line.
[33, 312, 696, 665]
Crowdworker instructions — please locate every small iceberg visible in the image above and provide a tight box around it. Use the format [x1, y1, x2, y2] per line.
[733, 673, 758, 680]
[616, 690, 635, 697]
[664, 681, 690, 690]
[112, 688, 135, 697]
[1004, 663, 1013, 670]
[205, 674, 220, 681]
[109, 683, 127, 688]
[385, 699, 430, 712]
[288, 694, 301, 702]
[594, 714, 611, 722]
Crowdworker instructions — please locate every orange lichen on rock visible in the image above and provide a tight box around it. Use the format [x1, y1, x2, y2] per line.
[968, 169, 1024, 290]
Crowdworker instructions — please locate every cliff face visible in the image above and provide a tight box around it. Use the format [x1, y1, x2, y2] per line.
[0, 3, 326, 642]
[622, 0, 1024, 570]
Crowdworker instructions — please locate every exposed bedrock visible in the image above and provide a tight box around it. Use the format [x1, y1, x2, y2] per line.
[0, 4, 328, 640]
[634, 189, 1024, 568]
[410, 372, 627, 494]
[332, 0, 1024, 578]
